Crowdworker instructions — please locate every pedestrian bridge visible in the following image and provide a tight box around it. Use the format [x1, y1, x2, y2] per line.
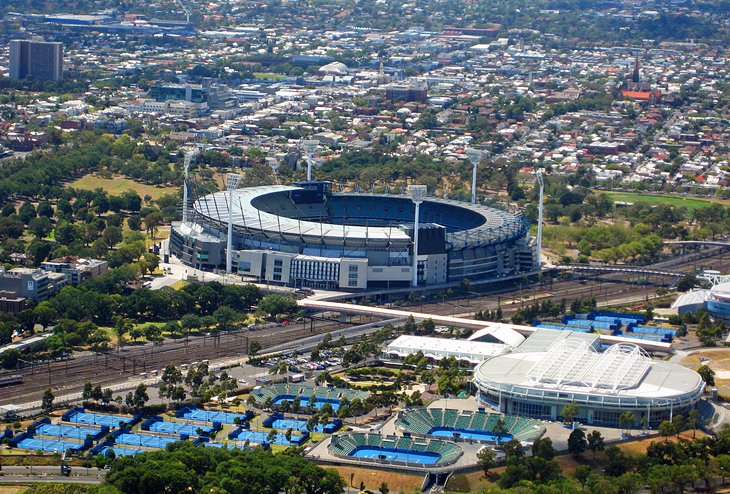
[554, 264, 683, 278]
[298, 299, 672, 352]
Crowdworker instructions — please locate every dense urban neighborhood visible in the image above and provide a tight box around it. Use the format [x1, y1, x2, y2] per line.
[1, 0, 730, 493]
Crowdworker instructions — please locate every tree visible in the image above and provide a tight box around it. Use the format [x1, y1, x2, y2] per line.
[659, 420, 676, 442]
[249, 340, 261, 356]
[562, 403, 580, 424]
[378, 482, 390, 494]
[267, 428, 278, 443]
[476, 447, 496, 476]
[698, 365, 715, 386]
[687, 408, 703, 438]
[41, 388, 54, 413]
[532, 437, 556, 460]
[82, 381, 93, 401]
[568, 428, 588, 458]
[619, 411, 636, 436]
[587, 430, 604, 460]
[257, 294, 297, 319]
[131, 383, 149, 410]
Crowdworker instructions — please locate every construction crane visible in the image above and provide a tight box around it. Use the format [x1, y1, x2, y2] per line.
[176, 0, 191, 23]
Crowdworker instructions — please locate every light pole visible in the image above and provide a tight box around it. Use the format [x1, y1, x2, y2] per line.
[535, 170, 545, 269]
[302, 140, 318, 182]
[409, 185, 427, 288]
[182, 149, 197, 225]
[226, 173, 242, 274]
[466, 148, 482, 206]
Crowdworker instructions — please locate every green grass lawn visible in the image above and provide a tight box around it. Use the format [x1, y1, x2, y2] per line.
[253, 72, 287, 81]
[602, 190, 727, 212]
[69, 174, 178, 201]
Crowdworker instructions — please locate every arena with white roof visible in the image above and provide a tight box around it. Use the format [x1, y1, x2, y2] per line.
[473, 336, 704, 427]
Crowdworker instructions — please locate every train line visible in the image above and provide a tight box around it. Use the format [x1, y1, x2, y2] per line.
[0, 247, 727, 406]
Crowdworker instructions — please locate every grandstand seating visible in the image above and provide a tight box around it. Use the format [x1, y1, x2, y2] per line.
[395, 408, 544, 443]
[328, 432, 463, 467]
[251, 384, 369, 406]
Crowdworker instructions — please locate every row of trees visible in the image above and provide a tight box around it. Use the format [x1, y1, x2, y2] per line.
[104, 442, 345, 494]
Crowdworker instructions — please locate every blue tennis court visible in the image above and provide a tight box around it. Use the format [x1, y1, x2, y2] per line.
[181, 408, 248, 424]
[37, 424, 99, 440]
[115, 433, 179, 449]
[17, 437, 85, 453]
[149, 421, 213, 436]
[428, 427, 512, 443]
[66, 411, 130, 427]
[232, 430, 305, 446]
[100, 446, 144, 457]
[275, 396, 340, 411]
[269, 417, 329, 433]
[351, 446, 441, 465]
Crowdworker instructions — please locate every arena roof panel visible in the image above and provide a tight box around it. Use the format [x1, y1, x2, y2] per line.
[475, 342, 701, 400]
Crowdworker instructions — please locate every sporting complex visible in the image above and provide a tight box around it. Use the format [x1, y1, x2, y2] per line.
[328, 433, 464, 470]
[395, 408, 544, 444]
[249, 383, 369, 411]
[170, 181, 536, 289]
[473, 334, 704, 427]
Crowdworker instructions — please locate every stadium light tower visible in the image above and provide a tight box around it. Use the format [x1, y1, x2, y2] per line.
[536, 170, 545, 269]
[302, 140, 319, 181]
[409, 185, 427, 288]
[466, 148, 482, 205]
[226, 173, 242, 274]
[181, 150, 197, 225]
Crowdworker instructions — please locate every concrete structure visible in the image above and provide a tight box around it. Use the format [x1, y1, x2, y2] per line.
[170, 182, 535, 290]
[9, 39, 63, 82]
[0, 267, 65, 302]
[473, 337, 703, 427]
[40, 257, 108, 286]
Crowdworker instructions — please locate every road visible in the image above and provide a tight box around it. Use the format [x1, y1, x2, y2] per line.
[1, 245, 728, 409]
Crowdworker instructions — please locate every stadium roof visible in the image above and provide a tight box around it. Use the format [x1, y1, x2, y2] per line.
[474, 340, 702, 399]
[512, 328, 600, 353]
[386, 335, 510, 364]
[194, 185, 412, 245]
[527, 340, 650, 391]
[468, 325, 530, 348]
[191, 185, 527, 250]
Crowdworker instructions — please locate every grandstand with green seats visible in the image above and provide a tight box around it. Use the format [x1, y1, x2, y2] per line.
[250, 384, 369, 412]
[328, 433, 463, 469]
[395, 408, 545, 444]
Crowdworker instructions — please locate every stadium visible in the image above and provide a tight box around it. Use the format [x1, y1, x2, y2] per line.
[328, 432, 464, 470]
[472, 336, 705, 427]
[170, 181, 535, 289]
[395, 408, 545, 444]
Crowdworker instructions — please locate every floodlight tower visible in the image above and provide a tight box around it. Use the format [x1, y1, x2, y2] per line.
[466, 148, 482, 206]
[226, 173, 242, 274]
[536, 170, 545, 269]
[409, 185, 427, 288]
[181, 150, 196, 224]
[302, 140, 319, 181]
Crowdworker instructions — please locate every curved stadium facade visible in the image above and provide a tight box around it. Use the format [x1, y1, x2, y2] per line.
[170, 182, 536, 289]
[473, 339, 704, 427]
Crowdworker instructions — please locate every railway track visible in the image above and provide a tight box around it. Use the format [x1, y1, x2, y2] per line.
[1, 248, 727, 406]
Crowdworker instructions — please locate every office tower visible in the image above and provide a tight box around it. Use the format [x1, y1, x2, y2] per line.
[9, 39, 63, 82]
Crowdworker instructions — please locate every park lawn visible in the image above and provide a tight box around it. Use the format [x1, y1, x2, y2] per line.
[602, 191, 727, 212]
[69, 174, 177, 201]
[253, 72, 287, 81]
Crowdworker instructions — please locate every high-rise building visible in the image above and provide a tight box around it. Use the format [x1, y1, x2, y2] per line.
[9, 38, 64, 82]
